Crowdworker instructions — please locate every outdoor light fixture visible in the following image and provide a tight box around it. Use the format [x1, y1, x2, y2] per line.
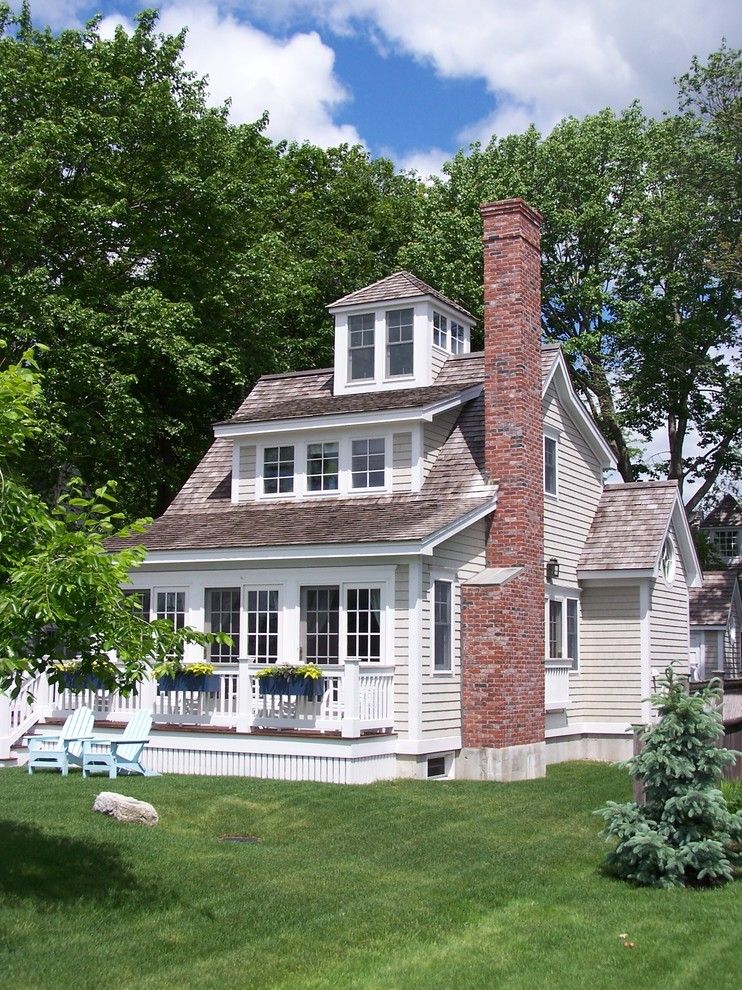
[546, 558, 560, 581]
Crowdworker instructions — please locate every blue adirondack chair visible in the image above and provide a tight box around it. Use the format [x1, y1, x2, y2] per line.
[81, 709, 158, 778]
[27, 706, 95, 775]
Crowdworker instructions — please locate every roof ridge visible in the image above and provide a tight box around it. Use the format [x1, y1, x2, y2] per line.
[256, 367, 333, 382]
[604, 480, 679, 491]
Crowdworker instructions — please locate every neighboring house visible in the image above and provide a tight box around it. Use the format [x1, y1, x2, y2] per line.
[3, 199, 702, 781]
[689, 570, 742, 680]
[699, 494, 742, 566]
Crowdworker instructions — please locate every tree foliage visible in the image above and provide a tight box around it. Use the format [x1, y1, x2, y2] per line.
[0, 5, 419, 515]
[596, 668, 742, 887]
[400, 50, 741, 506]
[0, 343, 217, 696]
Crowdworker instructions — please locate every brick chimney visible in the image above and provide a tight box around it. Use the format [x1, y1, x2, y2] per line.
[459, 199, 546, 781]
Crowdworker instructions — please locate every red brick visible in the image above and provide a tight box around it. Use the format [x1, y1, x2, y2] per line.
[461, 199, 545, 750]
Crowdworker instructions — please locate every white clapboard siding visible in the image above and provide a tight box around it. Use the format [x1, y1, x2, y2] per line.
[421, 519, 487, 736]
[543, 383, 604, 586]
[571, 584, 642, 721]
[650, 527, 689, 673]
[238, 444, 257, 500]
[392, 432, 413, 493]
[394, 563, 410, 733]
[431, 347, 448, 379]
[423, 408, 459, 480]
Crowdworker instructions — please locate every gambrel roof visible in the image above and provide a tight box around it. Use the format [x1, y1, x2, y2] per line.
[327, 270, 475, 321]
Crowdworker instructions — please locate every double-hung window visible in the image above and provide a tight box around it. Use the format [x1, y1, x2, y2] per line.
[351, 438, 385, 489]
[245, 589, 279, 663]
[307, 441, 339, 492]
[348, 313, 375, 381]
[433, 311, 448, 349]
[544, 435, 558, 496]
[301, 586, 340, 664]
[548, 597, 579, 670]
[205, 588, 240, 661]
[711, 529, 740, 559]
[386, 308, 414, 377]
[263, 445, 294, 495]
[433, 580, 453, 672]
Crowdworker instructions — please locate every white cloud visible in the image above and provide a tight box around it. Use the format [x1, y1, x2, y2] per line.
[95, 3, 365, 147]
[245, 0, 739, 144]
[394, 146, 450, 181]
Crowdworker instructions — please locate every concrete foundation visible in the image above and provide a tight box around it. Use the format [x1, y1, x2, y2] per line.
[456, 741, 546, 781]
[545, 732, 633, 764]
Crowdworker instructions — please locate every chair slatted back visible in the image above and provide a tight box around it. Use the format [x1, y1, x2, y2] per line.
[117, 709, 152, 763]
[65, 707, 94, 758]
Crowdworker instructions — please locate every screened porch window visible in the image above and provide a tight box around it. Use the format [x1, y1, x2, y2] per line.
[205, 588, 240, 661]
[301, 587, 339, 664]
[156, 591, 185, 630]
[124, 589, 151, 620]
[346, 588, 381, 662]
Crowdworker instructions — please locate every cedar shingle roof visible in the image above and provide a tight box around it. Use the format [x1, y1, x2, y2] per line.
[219, 375, 480, 427]
[110, 494, 493, 552]
[702, 494, 742, 528]
[579, 481, 680, 571]
[689, 570, 740, 626]
[328, 271, 476, 321]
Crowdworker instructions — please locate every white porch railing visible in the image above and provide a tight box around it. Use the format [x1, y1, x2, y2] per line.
[0, 670, 48, 759]
[2, 659, 395, 741]
[545, 661, 572, 711]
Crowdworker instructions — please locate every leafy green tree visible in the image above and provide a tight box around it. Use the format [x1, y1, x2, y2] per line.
[401, 47, 741, 504]
[0, 5, 420, 516]
[0, 343, 218, 696]
[596, 668, 742, 887]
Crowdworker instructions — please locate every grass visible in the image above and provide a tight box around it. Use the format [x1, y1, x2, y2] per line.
[0, 762, 740, 990]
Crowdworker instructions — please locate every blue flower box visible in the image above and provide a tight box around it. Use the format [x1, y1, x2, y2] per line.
[157, 674, 221, 693]
[60, 672, 106, 692]
[258, 676, 326, 701]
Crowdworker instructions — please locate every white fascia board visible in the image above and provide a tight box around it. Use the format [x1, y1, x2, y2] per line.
[661, 496, 702, 588]
[577, 568, 652, 583]
[141, 540, 424, 566]
[419, 496, 498, 555]
[213, 384, 482, 440]
[327, 292, 428, 316]
[396, 735, 462, 755]
[543, 353, 617, 470]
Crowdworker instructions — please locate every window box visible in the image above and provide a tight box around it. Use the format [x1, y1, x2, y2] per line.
[59, 672, 107, 692]
[258, 675, 326, 700]
[157, 674, 221, 693]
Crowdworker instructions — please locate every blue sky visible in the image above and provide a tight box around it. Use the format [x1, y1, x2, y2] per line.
[21, 1, 742, 174]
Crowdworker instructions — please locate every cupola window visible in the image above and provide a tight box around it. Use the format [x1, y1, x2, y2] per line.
[348, 313, 375, 381]
[386, 308, 414, 377]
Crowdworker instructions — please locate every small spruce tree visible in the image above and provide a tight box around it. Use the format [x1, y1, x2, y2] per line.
[597, 667, 742, 887]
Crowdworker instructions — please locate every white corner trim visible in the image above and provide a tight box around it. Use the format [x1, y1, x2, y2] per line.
[407, 557, 424, 741]
[639, 578, 652, 724]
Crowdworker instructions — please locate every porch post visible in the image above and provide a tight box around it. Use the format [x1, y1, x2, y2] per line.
[236, 659, 253, 733]
[341, 659, 361, 738]
[135, 674, 158, 724]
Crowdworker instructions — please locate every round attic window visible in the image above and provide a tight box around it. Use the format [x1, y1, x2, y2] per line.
[661, 537, 676, 584]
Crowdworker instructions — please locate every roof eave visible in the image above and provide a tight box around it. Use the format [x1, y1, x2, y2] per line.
[543, 352, 617, 470]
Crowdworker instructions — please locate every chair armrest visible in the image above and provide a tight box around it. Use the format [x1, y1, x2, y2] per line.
[28, 733, 62, 743]
[110, 738, 151, 749]
[63, 734, 96, 742]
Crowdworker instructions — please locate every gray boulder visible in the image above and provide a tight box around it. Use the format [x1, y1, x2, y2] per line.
[93, 791, 159, 826]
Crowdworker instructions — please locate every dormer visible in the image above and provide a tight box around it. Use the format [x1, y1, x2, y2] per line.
[328, 272, 475, 396]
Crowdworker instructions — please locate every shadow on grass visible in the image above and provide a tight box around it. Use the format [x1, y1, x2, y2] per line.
[0, 820, 159, 905]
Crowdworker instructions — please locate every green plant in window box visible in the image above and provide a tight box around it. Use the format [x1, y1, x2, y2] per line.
[254, 662, 326, 700]
[154, 659, 221, 693]
[52, 660, 112, 692]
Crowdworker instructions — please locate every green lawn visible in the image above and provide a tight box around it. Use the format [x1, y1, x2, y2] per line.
[1, 762, 739, 990]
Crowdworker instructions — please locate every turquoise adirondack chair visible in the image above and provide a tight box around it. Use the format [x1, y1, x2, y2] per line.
[81, 709, 158, 778]
[27, 706, 95, 775]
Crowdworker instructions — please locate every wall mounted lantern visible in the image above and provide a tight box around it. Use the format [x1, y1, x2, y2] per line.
[546, 558, 560, 582]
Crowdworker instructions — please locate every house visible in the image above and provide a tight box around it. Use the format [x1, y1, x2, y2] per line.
[689, 571, 742, 680]
[3, 199, 702, 782]
[699, 494, 742, 566]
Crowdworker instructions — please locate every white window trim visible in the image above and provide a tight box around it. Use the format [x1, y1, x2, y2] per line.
[545, 588, 580, 672]
[428, 570, 457, 676]
[256, 432, 391, 500]
[543, 426, 560, 499]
